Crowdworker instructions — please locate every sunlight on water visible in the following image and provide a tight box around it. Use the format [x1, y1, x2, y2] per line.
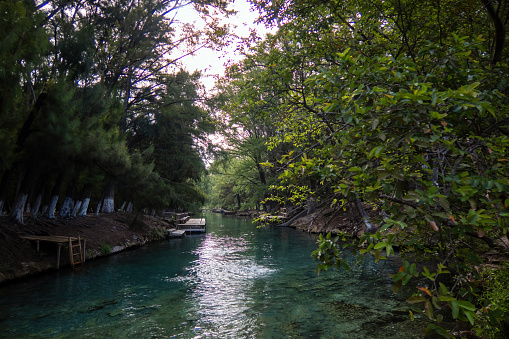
[182, 232, 277, 337]
[0, 213, 427, 338]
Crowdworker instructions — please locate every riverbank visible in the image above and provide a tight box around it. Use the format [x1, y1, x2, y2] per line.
[0, 207, 362, 285]
[291, 205, 376, 236]
[0, 213, 170, 285]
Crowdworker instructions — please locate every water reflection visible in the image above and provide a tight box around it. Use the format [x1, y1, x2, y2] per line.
[183, 232, 276, 336]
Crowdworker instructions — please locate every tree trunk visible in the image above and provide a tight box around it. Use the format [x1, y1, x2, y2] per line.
[10, 193, 28, 224]
[95, 201, 102, 216]
[78, 198, 90, 217]
[45, 174, 64, 219]
[307, 197, 315, 214]
[256, 163, 267, 185]
[101, 179, 115, 213]
[60, 174, 79, 218]
[278, 208, 307, 227]
[0, 170, 11, 216]
[15, 92, 48, 153]
[46, 195, 59, 219]
[71, 200, 82, 217]
[10, 170, 34, 224]
[119, 66, 133, 134]
[27, 178, 45, 219]
[480, 0, 506, 64]
[126, 201, 133, 213]
[77, 184, 92, 217]
[31, 193, 42, 219]
[1, 93, 48, 216]
[120, 201, 126, 212]
[59, 196, 73, 218]
[356, 198, 375, 233]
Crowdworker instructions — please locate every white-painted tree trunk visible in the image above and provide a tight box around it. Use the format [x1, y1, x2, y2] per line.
[46, 195, 59, 219]
[31, 193, 42, 219]
[10, 193, 28, 224]
[101, 179, 115, 213]
[59, 196, 73, 218]
[95, 201, 101, 216]
[78, 198, 90, 217]
[71, 200, 82, 217]
[101, 198, 114, 213]
[126, 202, 133, 213]
[25, 202, 31, 213]
[119, 201, 126, 212]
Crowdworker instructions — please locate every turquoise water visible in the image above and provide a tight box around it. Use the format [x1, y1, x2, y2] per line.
[0, 213, 426, 338]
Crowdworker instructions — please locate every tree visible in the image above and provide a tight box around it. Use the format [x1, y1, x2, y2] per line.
[220, 0, 509, 335]
[1, 0, 233, 222]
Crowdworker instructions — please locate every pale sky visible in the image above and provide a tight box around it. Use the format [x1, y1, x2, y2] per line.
[176, 0, 272, 91]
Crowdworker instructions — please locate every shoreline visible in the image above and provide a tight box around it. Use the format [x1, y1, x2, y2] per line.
[0, 213, 171, 285]
[1, 208, 365, 285]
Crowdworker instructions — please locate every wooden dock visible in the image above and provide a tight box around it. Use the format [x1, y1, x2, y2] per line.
[168, 229, 186, 238]
[177, 218, 206, 233]
[19, 235, 85, 269]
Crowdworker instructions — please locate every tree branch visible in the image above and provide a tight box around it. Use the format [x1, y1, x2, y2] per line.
[480, 0, 506, 64]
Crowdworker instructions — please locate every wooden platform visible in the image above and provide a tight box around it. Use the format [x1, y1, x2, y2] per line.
[168, 229, 186, 238]
[19, 235, 85, 269]
[177, 218, 206, 233]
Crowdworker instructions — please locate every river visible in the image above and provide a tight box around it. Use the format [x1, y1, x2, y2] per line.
[0, 212, 426, 338]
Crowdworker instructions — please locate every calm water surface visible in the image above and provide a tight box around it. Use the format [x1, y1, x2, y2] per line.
[0, 213, 426, 338]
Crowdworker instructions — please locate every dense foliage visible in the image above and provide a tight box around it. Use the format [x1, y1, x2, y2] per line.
[0, 0, 230, 221]
[217, 0, 509, 337]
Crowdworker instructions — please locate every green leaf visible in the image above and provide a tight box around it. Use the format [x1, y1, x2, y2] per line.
[450, 300, 459, 319]
[464, 310, 475, 325]
[407, 296, 426, 304]
[431, 91, 438, 105]
[392, 271, 406, 282]
[439, 296, 456, 302]
[402, 274, 413, 285]
[432, 296, 442, 310]
[466, 209, 479, 224]
[439, 283, 449, 296]
[456, 300, 476, 311]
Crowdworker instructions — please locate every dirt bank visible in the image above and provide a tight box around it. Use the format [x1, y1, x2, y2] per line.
[0, 213, 171, 285]
[291, 205, 377, 236]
